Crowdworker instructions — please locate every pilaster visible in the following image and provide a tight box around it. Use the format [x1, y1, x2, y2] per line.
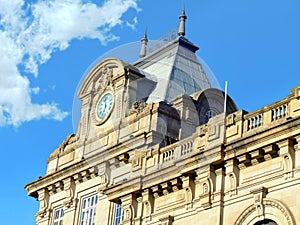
[63, 177, 77, 225]
[294, 135, 300, 168]
[196, 166, 216, 209]
[181, 175, 195, 209]
[224, 159, 239, 197]
[35, 188, 50, 225]
[142, 189, 154, 221]
[278, 138, 295, 179]
[120, 194, 138, 225]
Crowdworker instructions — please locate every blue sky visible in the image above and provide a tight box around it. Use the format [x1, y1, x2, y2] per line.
[0, 0, 300, 224]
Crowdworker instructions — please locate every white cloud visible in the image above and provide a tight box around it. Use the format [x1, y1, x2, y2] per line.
[0, 0, 140, 127]
[126, 16, 138, 30]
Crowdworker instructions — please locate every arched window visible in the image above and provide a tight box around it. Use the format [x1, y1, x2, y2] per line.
[254, 219, 278, 225]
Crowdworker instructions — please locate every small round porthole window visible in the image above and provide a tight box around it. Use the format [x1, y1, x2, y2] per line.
[205, 109, 218, 123]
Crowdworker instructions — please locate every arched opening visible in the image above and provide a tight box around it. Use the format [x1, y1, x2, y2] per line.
[254, 219, 278, 225]
[235, 198, 295, 225]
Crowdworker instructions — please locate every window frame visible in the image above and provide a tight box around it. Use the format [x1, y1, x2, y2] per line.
[113, 203, 124, 225]
[52, 206, 64, 225]
[79, 193, 98, 225]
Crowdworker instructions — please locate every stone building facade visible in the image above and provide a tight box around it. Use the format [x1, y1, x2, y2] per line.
[25, 11, 300, 225]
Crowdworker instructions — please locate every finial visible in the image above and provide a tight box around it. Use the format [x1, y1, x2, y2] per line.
[178, 7, 187, 37]
[139, 27, 148, 58]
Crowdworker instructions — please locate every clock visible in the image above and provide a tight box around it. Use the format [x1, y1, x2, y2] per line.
[96, 92, 114, 123]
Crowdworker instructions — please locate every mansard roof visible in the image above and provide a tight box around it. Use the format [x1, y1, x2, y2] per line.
[134, 36, 212, 104]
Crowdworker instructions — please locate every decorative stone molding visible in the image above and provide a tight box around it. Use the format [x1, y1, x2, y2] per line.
[35, 208, 51, 222]
[121, 194, 138, 225]
[141, 189, 154, 220]
[294, 135, 300, 151]
[73, 173, 83, 184]
[181, 175, 194, 209]
[170, 178, 182, 192]
[263, 144, 279, 161]
[72, 167, 99, 184]
[143, 201, 152, 218]
[198, 124, 208, 137]
[96, 65, 114, 93]
[263, 199, 294, 224]
[97, 162, 111, 190]
[63, 177, 77, 209]
[196, 166, 215, 209]
[132, 100, 148, 114]
[250, 187, 268, 217]
[161, 181, 172, 195]
[78, 58, 128, 101]
[250, 149, 264, 166]
[234, 198, 295, 225]
[151, 185, 163, 199]
[48, 181, 64, 195]
[291, 85, 300, 99]
[237, 154, 251, 169]
[48, 134, 77, 160]
[129, 150, 146, 170]
[199, 179, 212, 209]
[278, 138, 295, 179]
[36, 188, 50, 220]
[158, 215, 174, 225]
[294, 135, 300, 168]
[228, 173, 237, 196]
[225, 159, 239, 197]
[226, 113, 236, 127]
[63, 198, 78, 210]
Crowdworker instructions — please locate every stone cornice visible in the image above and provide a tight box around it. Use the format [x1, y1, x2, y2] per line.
[25, 159, 88, 198]
[225, 115, 300, 159]
[103, 144, 223, 201]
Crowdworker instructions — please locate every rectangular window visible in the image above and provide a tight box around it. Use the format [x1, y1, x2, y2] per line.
[53, 207, 64, 225]
[113, 203, 124, 225]
[80, 194, 98, 225]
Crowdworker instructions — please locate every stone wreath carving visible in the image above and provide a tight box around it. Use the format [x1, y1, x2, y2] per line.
[96, 65, 114, 93]
[132, 100, 147, 114]
[49, 134, 77, 160]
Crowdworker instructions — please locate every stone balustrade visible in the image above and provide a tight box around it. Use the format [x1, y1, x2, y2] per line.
[246, 113, 263, 131]
[242, 98, 294, 134]
[159, 138, 195, 164]
[271, 103, 288, 121]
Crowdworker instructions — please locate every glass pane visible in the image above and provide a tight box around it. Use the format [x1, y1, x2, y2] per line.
[53, 207, 64, 225]
[114, 204, 124, 225]
[80, 194, 98, 225]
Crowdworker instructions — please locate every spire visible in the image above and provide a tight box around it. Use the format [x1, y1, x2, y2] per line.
[139, 28, 148, 58]
[178, 7, 187, 37]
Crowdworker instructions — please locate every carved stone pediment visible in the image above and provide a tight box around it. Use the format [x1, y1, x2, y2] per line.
[78, 58, 129, 99]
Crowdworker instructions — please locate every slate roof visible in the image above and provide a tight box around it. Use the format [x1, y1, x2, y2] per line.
[134, 36, 212, 104]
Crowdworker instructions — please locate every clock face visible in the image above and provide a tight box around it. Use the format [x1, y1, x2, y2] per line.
[97, 92, 114, 121]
